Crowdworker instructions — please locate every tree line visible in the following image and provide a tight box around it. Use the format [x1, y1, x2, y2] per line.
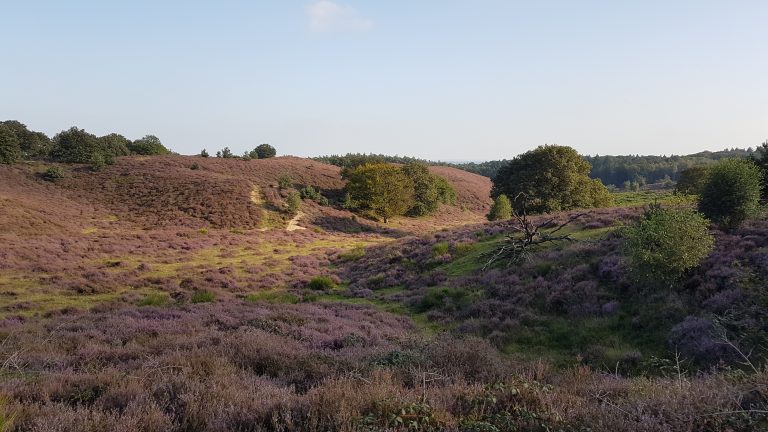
[314, 148, 760, 188]
[0, 120, 170, 168]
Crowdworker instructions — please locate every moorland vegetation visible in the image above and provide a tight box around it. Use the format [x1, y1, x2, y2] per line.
[2, 119, 768, 431]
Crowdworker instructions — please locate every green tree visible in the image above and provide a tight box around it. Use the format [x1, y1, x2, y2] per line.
[675, 166, 710, 195]
[98, 133, 132, 159]
[752, 140, 768, 198]
[51, 127, 101, 163]
[698, 159, 763, 230]
[345, 163, 415, 223]
[286, 191, 302, 215]
[623, 206, 714, 287]
[129, 135, 170, 155]
[253, 143, 276, 159]
[487, 194, 512, 221]
[218, 147, 234, 158]
[491, 145, 611, 214]
[0, 124, 22, 164]
[200, 149, 209, 157]
[401, 162, 456, 216]
[1, 120, 52, 158]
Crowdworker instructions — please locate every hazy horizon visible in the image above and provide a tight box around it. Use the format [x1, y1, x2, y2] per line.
[2, 1, 766, 160]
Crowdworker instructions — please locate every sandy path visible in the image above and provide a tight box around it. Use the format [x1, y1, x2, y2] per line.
[286, 211, 306, 231]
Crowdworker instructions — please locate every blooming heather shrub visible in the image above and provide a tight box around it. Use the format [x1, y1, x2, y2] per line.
[668, 316, 731, 364]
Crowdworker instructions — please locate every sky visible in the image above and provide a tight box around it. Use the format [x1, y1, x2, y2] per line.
[1, 0, 766, 160]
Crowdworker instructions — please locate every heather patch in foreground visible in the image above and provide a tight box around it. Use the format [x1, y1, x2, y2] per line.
[0, 301, 766, 431]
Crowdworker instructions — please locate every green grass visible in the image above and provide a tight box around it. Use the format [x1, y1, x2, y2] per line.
[191, 290, 215, 303]
[307, 276, 336, 290]
[138, 293, 169, 307]
[611, 189, 683, 207]
[246, 290, 300, 304]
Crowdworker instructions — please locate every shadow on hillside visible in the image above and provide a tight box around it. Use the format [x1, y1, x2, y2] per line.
[312, 215, 408, 238]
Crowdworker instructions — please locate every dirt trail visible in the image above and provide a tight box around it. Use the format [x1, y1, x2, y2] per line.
[286, 211, 306, 231]
[251, 185, 305, 231]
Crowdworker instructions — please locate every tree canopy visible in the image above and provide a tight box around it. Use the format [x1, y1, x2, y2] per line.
[491, 145, 611, 214]
[0, 124, 22, 164]
[344, 163, 415, 223]
[253, 144, 276, 159]
[129, 135, 171, 155]
[401, 162, 456, 216]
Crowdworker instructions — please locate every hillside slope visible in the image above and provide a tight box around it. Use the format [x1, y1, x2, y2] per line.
[0, 156, 492, 230]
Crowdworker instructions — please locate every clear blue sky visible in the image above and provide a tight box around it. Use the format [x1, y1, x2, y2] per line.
[2, 1, 766, 160]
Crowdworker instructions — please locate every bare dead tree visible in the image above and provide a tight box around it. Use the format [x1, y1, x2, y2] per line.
[483, 193, 586, 270]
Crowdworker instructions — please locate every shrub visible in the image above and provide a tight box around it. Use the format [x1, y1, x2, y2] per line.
[698, 159, 763, 230]
[191, 290, 215, 303]
[623, 206, 714, 287]
[190, 162, 200, 170]
[51, 127, 101, 163]
[200, 149, 209, 157]
[41, 166, 66, 181]
[278, 175, 293, 189]
[307, 276, 336, 290]
[287, 191, 302, 215]
[300, 186, 330, 205]
[487, 195, 512, 221]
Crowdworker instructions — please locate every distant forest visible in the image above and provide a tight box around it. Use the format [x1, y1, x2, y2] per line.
[314, 147, 758, 187]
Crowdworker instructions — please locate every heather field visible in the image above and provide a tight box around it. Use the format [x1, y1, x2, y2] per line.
[1, 156, 767, 431]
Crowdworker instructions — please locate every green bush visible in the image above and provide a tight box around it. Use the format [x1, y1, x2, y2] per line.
[129, 135, 170, 155]
[287, 191, 302, 215]
[623, 206, 714, 287]
[307, 276, 336, 290]
[487, 195, 512, 221]
[41, 166, 66, 181]
[191, 290, 215, 303]
[698, 159, 763, 230]
[278, 174, 293, 189]
[300, 186, 330, 205]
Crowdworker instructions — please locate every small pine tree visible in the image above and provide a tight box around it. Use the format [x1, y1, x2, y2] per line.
[200, 149, 209, 157]
[287, 191, 302, 215]
[487, 195, 512, 221]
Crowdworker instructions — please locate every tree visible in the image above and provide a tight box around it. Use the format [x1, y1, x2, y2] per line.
[401, 162, 456, 216]
[249, 144, 276, 159]
[1, 120, 52, 158]
[0, 124, 21, 164]
[218, 147, 234, 158]
[752, 140, 768, 198]
[698, 159, 763, 230]
[286, 191, 302, 215]
[200, 149, 209, 157]
[98, 133, 132, 159]
[129, 135, 170, 155]
[51, 127, 101, 163]
[487, 195, 512, 221]
[252, 143, 276, 159]
[491, 145, 611, 214]
[675, 166, 710, 195]
[345, 163, 415, 223]
[623, 206, 714, 287]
